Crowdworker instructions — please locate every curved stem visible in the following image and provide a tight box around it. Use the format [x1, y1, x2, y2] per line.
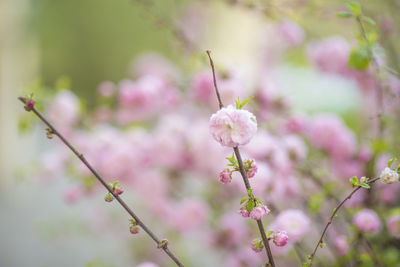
[18, 97, 185, 267]
[308, 177, 380, 266]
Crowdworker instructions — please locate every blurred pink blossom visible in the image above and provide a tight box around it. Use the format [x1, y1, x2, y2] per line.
[276, 19, 305, 47]
[334, 235, 349, 255]
[270, 209, 310, 242]
[353, 209, 381, 233]
[387, 214, 400, 238]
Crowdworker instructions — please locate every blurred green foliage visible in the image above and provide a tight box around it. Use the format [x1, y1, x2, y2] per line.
[30, 0, 187, 102]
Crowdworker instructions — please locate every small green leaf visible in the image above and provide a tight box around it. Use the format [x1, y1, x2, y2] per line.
[361, 15, 376, 26]
[319, 242, 325, 248]
[346, 1, 361, 16]
[360, 183, 371, 189]
[349, 176, 359, 187]
[337, 12, 353, 18]
[246, 200, 255, 212]
[388, 157, 397, 168]
[240, 197, 250, 204]
[235, 97, 253, 109]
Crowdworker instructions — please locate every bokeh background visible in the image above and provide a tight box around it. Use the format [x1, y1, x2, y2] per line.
[1, 0, 400, 266]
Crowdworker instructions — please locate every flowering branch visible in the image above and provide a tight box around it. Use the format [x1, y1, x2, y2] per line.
[206, 51, 276, 267]
[18, 97, 185, 267]
[307, 177, 380, 267]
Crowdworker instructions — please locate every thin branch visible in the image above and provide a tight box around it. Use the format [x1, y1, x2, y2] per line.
[206, 51, 275, 267]
[206, 50, 224, 109]
[18, 97, 185, 267]
[308, 177, 380, 267]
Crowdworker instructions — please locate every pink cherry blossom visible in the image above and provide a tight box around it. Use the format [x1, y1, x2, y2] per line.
[387, 214, 400, 238]
[219, 169, 232, 184]
[209, 105, 257, 147]
[250, 206, 269, 220]
[353, 209, 381, 233]
[273, 231, 289, 247]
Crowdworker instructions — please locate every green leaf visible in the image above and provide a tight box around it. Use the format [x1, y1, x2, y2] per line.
[361, 15, 376, 26]
[246, 200, 255, 212]
[348, 46, 371, 70]
[266, 230, 275, 238]
[346, 1, 361, 16]
[360, 183, 371, 189]
[235, 97, 253, 109]
[337, 12, 353, 18]
[349, 176, 359, 187]
[388, 157, 397, 168]
[240, 197, 250, 205]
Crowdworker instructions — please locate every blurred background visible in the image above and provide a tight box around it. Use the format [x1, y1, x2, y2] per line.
[1, 0, 400, 266]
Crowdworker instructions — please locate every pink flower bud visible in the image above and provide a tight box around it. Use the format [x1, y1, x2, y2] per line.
[130, 225, 140, 234]
[25, 99, 35, 111]
[353, 209, 380, 233]
[251, 238, 264, 253]
[238, 208, 250, 218]
[219, 169, 232, 184]
[245, 160, 258, 178]
[250, 206, 267, 221]
[104, 193, 114, 202]
[115, 186, 124, 196]
[273, 231, 288, 247]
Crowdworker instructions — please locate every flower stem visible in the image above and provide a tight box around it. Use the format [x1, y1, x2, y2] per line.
[308, 177, 380, 266]
[206, 50, 275, 267]
[18, 97, 185, 267]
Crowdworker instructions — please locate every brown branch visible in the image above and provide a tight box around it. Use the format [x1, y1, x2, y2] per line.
[206, 50, 224, 109]
[206, 51, 275, 267]
[18, 97, 185, 267]
[308, 177, 380, 267]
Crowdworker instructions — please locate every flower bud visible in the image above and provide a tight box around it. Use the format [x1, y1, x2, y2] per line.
[104, 193, 114, 202]
[219, 169, 232, 184]
[273, 231, 289, 247]
[250, 206, 267, 220]
[251, 238, 264, 253]
[115, 186, 124, 196]
[130, 225, 140, 234]
[25, 99, 36, 111]
[244, 159, 258, 178]
[238, 207, 250, 218]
